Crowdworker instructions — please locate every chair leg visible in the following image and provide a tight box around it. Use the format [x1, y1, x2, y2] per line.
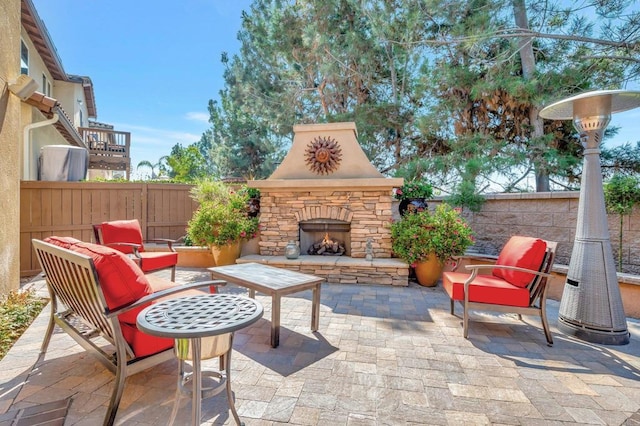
[40, 302, 56, 356]
[104, 349, 128, 426]
[463, 305, 470, 338]
[170, 265, 176, 282]
[540, 308, 553, 346]
[450, 299, 455, 315]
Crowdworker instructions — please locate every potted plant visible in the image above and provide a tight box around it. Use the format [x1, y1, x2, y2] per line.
[187, 181, 259, 266]
[394, 179, 434, 216]
[391, 203, 475, 286]
[604, 174, 640, 272]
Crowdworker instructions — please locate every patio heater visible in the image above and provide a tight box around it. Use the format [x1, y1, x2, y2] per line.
[539, 89, 640, 345]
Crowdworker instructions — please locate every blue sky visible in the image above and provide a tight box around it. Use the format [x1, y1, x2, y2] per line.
[33, 0, 253, 178]
[33, 1, 639, 180]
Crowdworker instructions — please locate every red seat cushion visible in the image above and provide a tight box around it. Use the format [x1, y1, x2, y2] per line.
[138, 251, 179, 273]
[100, 220, 144, 254]
[120, 323, 173, 358]
[67, 242, 152, 325]
[442, 271, 530, 307]
[44, 236, 82, 249]
[492, 237, 547, 288]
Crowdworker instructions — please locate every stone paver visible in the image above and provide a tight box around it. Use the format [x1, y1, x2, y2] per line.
[2, 268, 640, 425]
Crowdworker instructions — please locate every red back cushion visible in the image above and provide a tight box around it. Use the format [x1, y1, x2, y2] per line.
[68, 241, 152, 324]
[43, 236, 82, 249]
[100, 220, 144, 254]
[492, 236, 547, 288]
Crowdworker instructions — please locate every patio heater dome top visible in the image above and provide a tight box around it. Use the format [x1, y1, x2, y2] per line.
[539, 89, 640, 120]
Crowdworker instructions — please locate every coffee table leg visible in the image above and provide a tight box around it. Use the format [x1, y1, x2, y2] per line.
[311, 284, 320, 332]
[192, 338, 202, 426]
[271, 294, 280, 347]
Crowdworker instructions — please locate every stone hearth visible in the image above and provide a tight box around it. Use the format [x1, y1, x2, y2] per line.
[247, 122, 408, 286]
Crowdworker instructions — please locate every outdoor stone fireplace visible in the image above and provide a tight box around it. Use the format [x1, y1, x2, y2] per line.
[246, 122, 409, 286]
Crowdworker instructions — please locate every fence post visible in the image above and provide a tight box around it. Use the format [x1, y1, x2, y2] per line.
[141, 183, 148, 239]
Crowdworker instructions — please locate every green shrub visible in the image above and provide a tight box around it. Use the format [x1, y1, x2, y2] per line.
[0, 289, 47, 360]
[391, 203, 475, 267]
[187, 181, 259, 247]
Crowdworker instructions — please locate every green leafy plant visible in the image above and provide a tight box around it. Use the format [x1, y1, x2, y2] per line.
[1, 289, 47, 360]
[604, 174, 640, 272]
[187, 180, 259, 247]
[391, 203, 475, 267]
[393, 179, 434, 200]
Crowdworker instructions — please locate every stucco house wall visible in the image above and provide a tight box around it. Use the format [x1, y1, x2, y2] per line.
[0, 0, 23, 294]
[55, 80, 89, 127]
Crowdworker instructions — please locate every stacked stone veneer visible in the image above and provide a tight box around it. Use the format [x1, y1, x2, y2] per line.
[238, 255, 409, 286]
[258, 189, 394, 258]
[246, 186, 408, 286]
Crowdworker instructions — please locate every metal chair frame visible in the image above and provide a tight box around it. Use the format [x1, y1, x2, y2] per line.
[448, 240, 558, 345]
[32, 239, 223, 426]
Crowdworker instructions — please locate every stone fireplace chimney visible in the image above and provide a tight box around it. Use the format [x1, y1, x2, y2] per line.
[249, 122, 402, 259]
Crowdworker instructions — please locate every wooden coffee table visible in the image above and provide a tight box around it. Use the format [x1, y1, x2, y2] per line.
[208, 262, 323, 347]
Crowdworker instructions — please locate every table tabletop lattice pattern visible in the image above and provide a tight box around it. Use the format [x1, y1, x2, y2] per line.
[139, 294, 262, 337]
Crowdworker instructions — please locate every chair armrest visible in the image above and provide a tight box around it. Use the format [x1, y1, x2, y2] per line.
[462, 264, 551, 303]
[144, 238, 177, 251]
[105, 280, 227, 318]
[465, 264, 551, 278]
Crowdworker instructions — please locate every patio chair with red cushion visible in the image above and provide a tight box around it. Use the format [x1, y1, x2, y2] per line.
[442, 236, 557, 345]
[32, 237, 226, 426]
[93, 219, 179, 281]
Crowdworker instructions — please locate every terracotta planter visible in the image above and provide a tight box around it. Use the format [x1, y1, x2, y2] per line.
[210, 241, 241, 266]
[175, 246, 215, 268]
[413, 254, 444, 287]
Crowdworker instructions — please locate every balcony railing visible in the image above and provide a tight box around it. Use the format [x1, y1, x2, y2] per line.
[79, 127, 131, 179]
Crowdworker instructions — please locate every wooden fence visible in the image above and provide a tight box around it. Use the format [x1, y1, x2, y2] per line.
[20, 181, 197, 276]
[20, 183, 640, 277]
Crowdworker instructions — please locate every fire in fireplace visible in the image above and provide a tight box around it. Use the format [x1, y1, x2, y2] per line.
[307, 232, 346, 255]
[299, 219, 350, 256]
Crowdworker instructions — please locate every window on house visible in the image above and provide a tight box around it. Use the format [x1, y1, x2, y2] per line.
[20, 40, 29, 75]
[41, 74, 51, 96]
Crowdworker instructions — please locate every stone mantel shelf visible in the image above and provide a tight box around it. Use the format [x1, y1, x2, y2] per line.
[248, 178, 403, 191]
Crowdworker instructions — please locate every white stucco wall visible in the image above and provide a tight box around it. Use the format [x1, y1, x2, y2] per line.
[55, 80, 88, 127]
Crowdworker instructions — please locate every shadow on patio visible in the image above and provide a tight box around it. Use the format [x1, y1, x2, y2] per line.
[1, 267, 639, 425]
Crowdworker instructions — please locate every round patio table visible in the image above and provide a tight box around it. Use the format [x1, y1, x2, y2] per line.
[137, 293, 263, 425]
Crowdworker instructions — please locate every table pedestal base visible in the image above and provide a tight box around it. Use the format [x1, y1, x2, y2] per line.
[171, 335, 242, 425]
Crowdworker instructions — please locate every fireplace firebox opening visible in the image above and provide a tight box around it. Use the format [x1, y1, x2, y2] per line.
[299, 219, 350, 256]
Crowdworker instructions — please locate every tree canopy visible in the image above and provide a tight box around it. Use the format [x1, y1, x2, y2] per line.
[183, 0, 640, 194]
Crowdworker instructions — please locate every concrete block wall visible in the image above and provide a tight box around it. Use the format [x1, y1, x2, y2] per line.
[430, 191, 640, 274]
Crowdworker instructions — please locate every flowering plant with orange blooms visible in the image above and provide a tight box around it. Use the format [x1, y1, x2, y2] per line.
[391, 203, 474, 267]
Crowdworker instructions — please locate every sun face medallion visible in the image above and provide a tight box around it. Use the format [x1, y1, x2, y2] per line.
[304, 136, 342, 175]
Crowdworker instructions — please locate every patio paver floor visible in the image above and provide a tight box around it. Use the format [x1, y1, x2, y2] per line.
[1, 268, 639, 425]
